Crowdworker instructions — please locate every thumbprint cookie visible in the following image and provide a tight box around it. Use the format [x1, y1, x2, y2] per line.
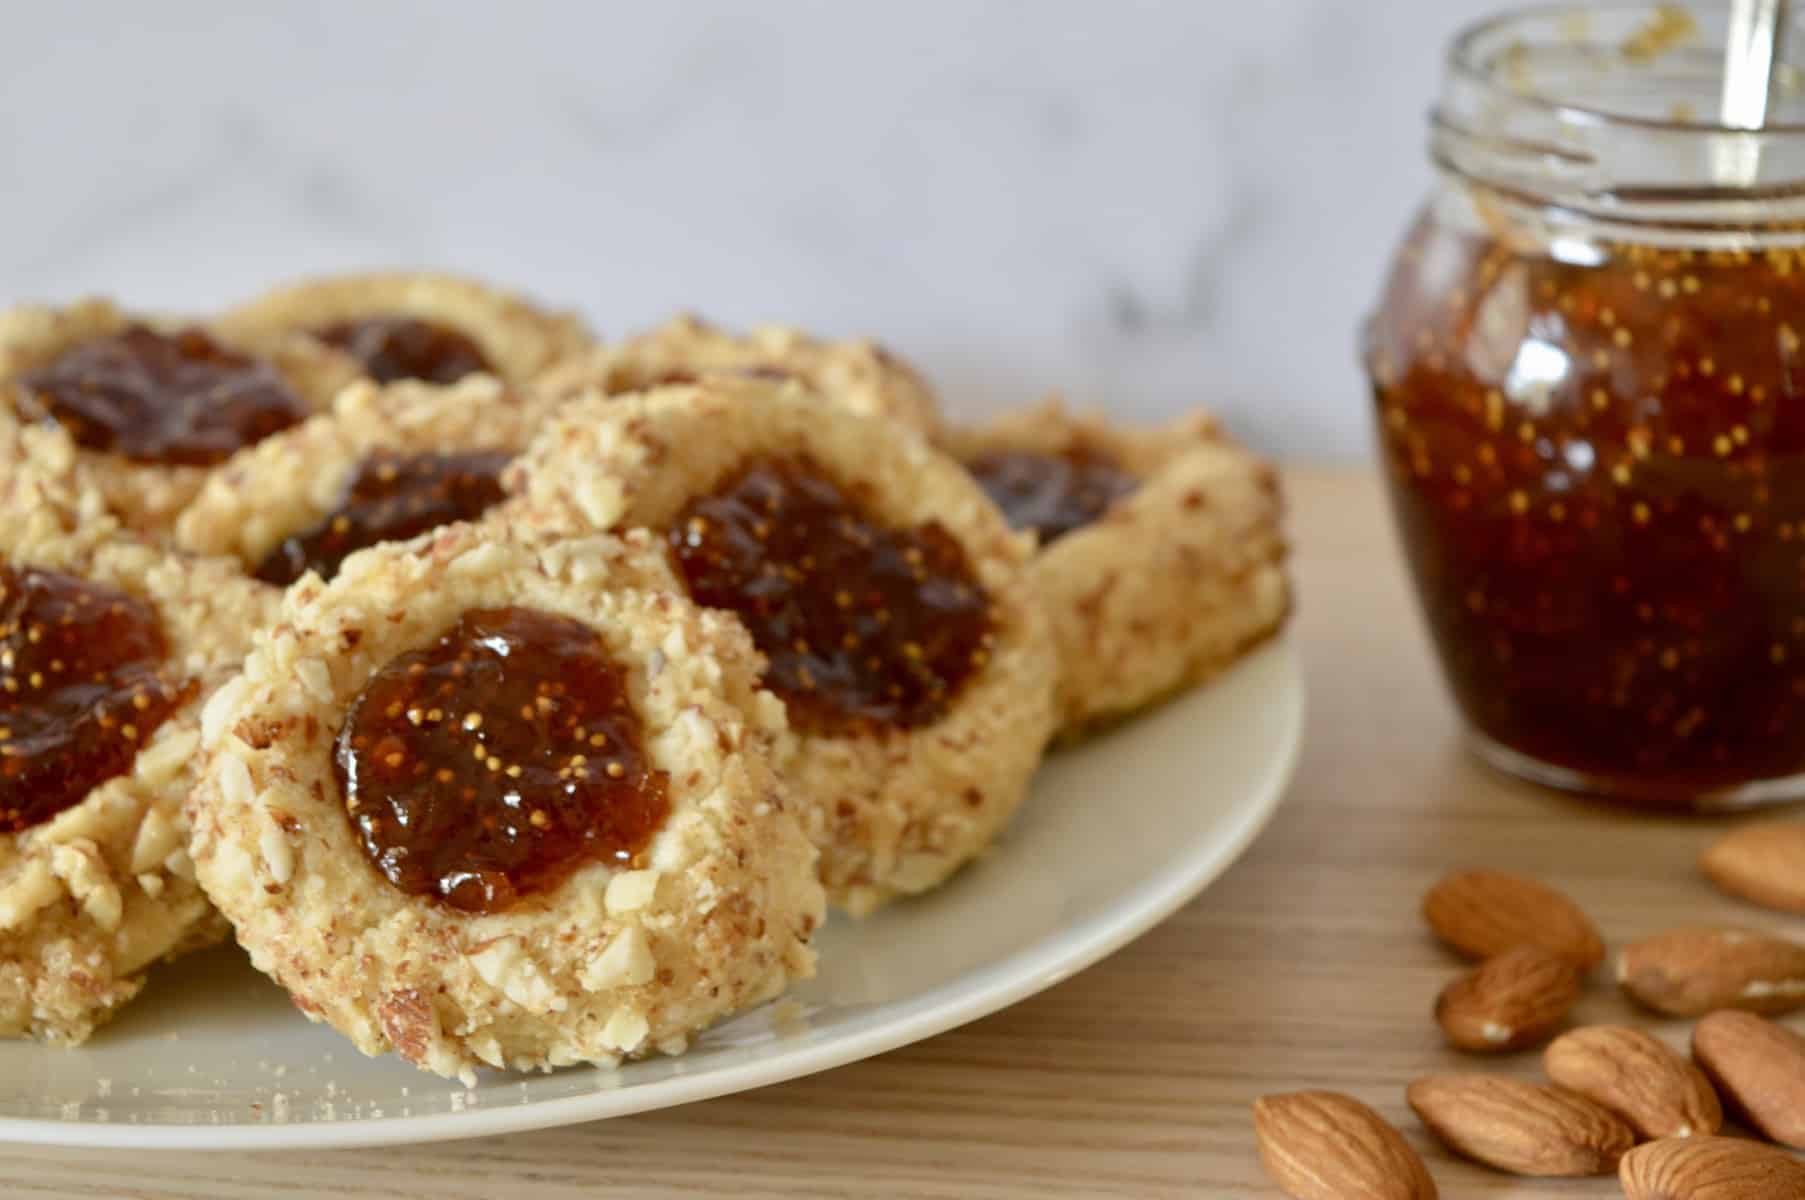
[947, 399, 1289, 737]
[0, 428, 279, 1042]
[218, 271, 593, 387]
[187, 521, 822, 1080]
[508, 376, 1056, 915]
[0, 298, 356, 535]
[174, 375, 560, 586]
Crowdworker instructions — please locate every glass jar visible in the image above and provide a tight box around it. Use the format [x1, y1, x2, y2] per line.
[1367, 4, 1805, 808]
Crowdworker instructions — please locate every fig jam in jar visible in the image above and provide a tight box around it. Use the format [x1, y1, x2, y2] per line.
[1368, 4, 1805, 808]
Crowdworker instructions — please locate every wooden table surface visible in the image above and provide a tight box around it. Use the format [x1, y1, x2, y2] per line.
[9, 466, 1804, 1198]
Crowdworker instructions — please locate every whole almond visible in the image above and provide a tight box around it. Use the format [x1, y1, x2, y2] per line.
[1435, 945, 1582, 1052]
[1406, 1074, 1634, 1177]
[1701, 822, 1805, 913]
[1252, 1091, 1438, 1200]
[1617, 927, 1805, 1017]
[1543, 1026, 1722, 1140]
[1619, 1135, 1805, 1199]
[1691, 1011, 1805, 1149]
[1422, 869, 1604, 970]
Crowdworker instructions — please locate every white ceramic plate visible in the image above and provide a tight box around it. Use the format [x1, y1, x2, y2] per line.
[0, 634, 1302, 1150]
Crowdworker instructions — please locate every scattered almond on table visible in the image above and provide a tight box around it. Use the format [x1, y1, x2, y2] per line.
[1700, 821, 1805, 914]
[1434, 944, 1582, 1053]
[1252, 1091, 1437, 1200]
[1543, 1025, 1722, 1142]
[1692, 1011, 1805, 1150]
[1617, 927, 1805, 1018]
[1422, 868, 1605, 970]
[1252, 851, 1805, 1198]
[1619, 1135, 1805, 1199]
[1406, 1074, 1635, 1178]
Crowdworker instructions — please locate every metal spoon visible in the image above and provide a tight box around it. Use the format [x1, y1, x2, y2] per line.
[1717, 0, 1788, 184]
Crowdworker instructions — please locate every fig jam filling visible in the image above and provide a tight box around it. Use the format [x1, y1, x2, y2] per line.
[0, 564, 194, 833]
[255, 449, 511, 586]
[965, 447, 1138, 545]
[669, 452, 995, 735]
[15, 327, 309, 466]
[335, 606, 668, 913]
[317, 317, 491, 385]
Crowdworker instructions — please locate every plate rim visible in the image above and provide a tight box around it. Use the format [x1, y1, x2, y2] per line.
[0, 635, 1304, 1151]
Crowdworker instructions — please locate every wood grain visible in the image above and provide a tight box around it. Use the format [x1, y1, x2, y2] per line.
[7, 467, 1803, 1197]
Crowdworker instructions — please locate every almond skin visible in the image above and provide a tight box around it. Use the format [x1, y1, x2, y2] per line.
[1422, 869, 1604, 970]
[1619, 1135, 1805, 1199]
[1701, 822, 1805, 914]
[1692, 1010, 1805, 1149]
[1543, 1026, 1722, 1140]
[1618, 927, 1805, 1017]
[1252, 1091, 1438, 1200]
[1435, 945, 1582, 1053]
[1406, 1074, 1634, 1177]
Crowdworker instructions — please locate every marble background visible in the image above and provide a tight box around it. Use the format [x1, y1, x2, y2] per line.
[0, 1, 1504, 459]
